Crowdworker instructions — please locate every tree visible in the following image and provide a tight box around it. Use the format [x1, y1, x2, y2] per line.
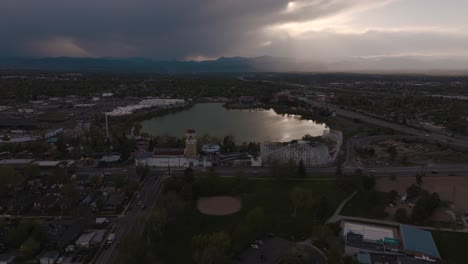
[144, 207, 168, 239]
[361, 175, 376, 191]
[311, 225, 333, 244]
[19, 238, 41, 259]
[387, 145, 398, 161]
[221, 135, 236, 152]
[55, 134, 67, 154]
[343, 256, 359, 264]
[46, 167, 68, 185]
[23, 164, 40, 178]
[5, 220, 33, 247]
[387, 190, 398, 202]
[335, 163, 343, 177]
[412, 192, 440, 223]
[395, 208, 409, 223]
[161, 191, 186, 219]
[232, 170, 248, 193]
[117, 233, 153, 264]
[61, 183, 80, 210]
[244, 207, 265, 235]
[290, 187, 314, 217]
[192, 232, 231, 264]
[297, 159, 307, 178]
[407, 184, 422, 199]
[316, 196, 329, 220]
[416, 174, 423, 185]
[148, 138, 155, 151]
[327, 247, 343, 264]
[278, 247, 306, 264]
[184, 167, 195, 183]
[0, 166, 23, 192]
[133, 123, 142, 136]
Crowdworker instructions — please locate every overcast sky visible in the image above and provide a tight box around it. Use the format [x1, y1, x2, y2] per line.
[1, 0, 467, 65]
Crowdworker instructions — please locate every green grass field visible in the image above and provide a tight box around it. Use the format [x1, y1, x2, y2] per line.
[340, 190, 389, 219]
[432, 231, 468, 264]
[159, 178, 349, 264]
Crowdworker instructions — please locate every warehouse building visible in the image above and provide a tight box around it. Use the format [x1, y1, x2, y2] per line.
[341, 221, 441, 263]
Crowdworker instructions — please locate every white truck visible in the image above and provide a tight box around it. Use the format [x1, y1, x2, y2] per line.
[106, 233, 116, 248]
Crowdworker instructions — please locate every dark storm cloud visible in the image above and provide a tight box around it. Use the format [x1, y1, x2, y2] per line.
[0, 0, 372, 58]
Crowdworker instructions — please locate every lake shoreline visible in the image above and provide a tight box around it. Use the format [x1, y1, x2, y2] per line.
[140, 103, 328, 143]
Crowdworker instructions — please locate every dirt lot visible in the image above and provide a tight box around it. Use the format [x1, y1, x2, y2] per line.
[197, 196, 242, 216]
[357, 138, 468, 167]
[376, 176, 468, 214]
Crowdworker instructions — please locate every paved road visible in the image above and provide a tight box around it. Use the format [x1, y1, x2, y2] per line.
[333, 215, 468, 233]
[95, 171, 166, 264]
[327, 191, 358, 224]
[194, 165, 468, 178]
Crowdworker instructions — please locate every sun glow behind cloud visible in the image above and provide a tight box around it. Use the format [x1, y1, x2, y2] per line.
[1, 0, 468, 70]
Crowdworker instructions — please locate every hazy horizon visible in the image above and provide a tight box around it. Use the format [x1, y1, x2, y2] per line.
[1, 0, 468, 72]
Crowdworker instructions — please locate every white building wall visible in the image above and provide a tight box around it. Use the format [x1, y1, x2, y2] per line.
[142, 157, 200, 168]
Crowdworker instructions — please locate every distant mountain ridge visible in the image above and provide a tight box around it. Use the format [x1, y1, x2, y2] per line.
[1, 56, 467, 75]
[0, 56, 313, 73]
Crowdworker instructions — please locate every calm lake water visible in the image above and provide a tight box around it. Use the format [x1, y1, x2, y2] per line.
[140, 103, 328, 142]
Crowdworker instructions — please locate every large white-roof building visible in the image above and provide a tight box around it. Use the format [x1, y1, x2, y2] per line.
[107, 98, 185, 116]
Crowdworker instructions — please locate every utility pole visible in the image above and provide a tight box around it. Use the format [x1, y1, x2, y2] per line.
[105, 113, 110, 140]
[453, 186, 456, 203]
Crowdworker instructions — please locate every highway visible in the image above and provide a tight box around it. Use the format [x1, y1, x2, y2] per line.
[297, 97, 468, 150]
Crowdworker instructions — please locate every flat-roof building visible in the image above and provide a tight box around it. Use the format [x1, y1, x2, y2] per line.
[400, 224, 440, 260]
[0, 159, 35, 168]
[341, 220, 441, 263]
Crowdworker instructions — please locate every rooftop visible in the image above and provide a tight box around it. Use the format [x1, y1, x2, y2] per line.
[153, 148, 185, 156]
[343, 221, 397, 242]
[35, 160, 64, 167]
[0, 159, 35, 165]
[100, 155, 121, 163]
[400, 225, 440, 259]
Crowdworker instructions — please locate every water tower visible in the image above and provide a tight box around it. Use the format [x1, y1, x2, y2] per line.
[185, 128, 197, 158]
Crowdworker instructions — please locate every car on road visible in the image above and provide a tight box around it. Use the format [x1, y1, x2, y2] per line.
[255, 240, 264, 245]
[106, 233, 116, 248]
[251, 244, 259, 249]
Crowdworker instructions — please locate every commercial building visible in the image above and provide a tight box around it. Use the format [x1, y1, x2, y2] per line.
[107, 98, 185, 116]
[38, 251, 59, 264]
[0, 159, 35, 168]
[341, 221, 441, 263]
[75, 232, 96, 248]
[0, 253, 15, 264]
[400, 224, 440, 260]
[136, 129, 211, 168]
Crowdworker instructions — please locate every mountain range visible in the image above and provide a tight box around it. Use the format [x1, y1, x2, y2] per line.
[1, 56, 467, 75]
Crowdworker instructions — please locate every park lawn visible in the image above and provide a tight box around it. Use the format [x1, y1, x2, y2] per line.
[37, 111, 71, 122]
[340, 190, 389, 218]
[159, 178, 350, 264]
[432, 231, 468, 264]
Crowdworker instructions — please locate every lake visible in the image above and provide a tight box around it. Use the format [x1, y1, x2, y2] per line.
[140, 103, 328, 142]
